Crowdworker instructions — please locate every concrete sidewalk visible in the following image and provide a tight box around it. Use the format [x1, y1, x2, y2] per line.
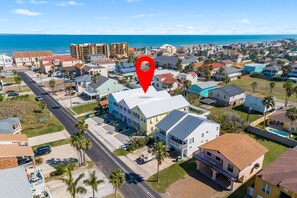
[28, 130, 70, 146]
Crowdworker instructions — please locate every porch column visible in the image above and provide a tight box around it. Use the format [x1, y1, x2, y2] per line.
[212, 170, 217, 180]
[230, 180, 235, 191]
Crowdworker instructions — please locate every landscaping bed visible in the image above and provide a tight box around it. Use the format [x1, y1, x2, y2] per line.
[72, 102, 98, 114]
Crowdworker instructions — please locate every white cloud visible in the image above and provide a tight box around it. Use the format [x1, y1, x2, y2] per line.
[12, 9, 43, 16]
[29, 0, 48, 4]
[16, 0, 24, 4]
[127, 0, 140, 2]
[56, 1, 83, 6]
[235, 18, 251, 24]
[127, 13, 166, 19]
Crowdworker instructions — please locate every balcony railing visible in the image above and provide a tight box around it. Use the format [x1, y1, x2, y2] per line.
[155, 132, 166, 141]
[168, 139, 187, 150]
[194, 154, 237, 181]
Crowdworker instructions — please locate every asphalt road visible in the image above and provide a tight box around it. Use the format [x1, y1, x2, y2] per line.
[19, 71, 160, 198]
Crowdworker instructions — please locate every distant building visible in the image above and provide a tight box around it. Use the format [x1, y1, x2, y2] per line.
[74, 75, 92, 93]
[249, 148, 297, 198]
[116, 62, 135, 75]
[188, 81, 218, 97]
[213, 67, 242, 81]
[178, 72, 198, 84]
[0, 117, 22, 134]
[70, 43, 109, 62]
[155, 110, 220, 157]
[108, 87, 189, 133]
[110, 42, 128, 58]
[39, 55, 82, 73]
[13, 51, 53, 67]
[262, 65, 282, 79]
[0, 54, 13, 67]
[195, 134, 268, 191]
[244, 63, 266, 74]
[288, 64, 297, 78]
[152, 73, 179, 91]
[88, 53, 107, 63]
[219, 60, 234, 67]
[244, 93, 277, 114]
[159, 44, 177, 56]
[208, 84, 245, 106]
[80, 63, 108, 77]
[96, 59, 116, 71]
[154, 56, 179, 69]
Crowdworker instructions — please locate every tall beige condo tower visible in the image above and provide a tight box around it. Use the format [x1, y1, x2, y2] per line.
[70, 43, 109, 61]
[110, 42, 128, 58]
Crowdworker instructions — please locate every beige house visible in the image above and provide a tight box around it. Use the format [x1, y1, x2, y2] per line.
[195, 134, 268, 190]
[40, 55, 82, 73]
[13, 51, 53, 67]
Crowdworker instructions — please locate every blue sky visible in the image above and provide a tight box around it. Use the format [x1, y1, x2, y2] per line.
[0, 0, 296, 34]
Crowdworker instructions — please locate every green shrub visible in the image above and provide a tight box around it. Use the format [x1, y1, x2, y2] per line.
[0, 95, 4, 101]
[51, 163, 66, 176]
[35, 157, 43, 165]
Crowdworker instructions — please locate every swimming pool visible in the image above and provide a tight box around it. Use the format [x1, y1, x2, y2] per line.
[266, 127, 290, 137]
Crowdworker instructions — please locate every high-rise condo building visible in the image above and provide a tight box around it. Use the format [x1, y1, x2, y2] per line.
[109, 42, 128, 58]
[70, 43, 109, 61]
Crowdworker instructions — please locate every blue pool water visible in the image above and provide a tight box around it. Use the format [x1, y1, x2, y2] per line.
[266, 127, 290, 137]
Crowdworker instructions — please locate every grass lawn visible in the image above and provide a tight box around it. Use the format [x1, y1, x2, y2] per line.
[1, 76, 15, 83]
[72, 102, 98, 114]
[227, 133, 288, 198]
[147, 159, 196, 193]
[228, 77, 297, 103]
[113, 148, 129, 156]
[66, 108, 76, 116]
[0, 94, 64, 137]
[232, 105, 262, 122]
[32, 138, 71, 150]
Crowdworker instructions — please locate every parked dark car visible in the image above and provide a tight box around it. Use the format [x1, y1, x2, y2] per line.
[18, 157, 33, 165]
[7, 92, 19, 97]
[34, 145, 52, 157]
[35, 95, 43, 101]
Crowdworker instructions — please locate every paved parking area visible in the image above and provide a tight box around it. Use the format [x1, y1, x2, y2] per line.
[163, 170, 229, 198]
[47, 167, 114, 198]
[38, 144, 79, 177]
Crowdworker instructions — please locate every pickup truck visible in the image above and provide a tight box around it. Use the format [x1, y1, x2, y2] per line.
[139, 149, 156, 164]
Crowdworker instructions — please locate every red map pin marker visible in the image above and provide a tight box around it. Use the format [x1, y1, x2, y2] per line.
[135, 56, 156, 93]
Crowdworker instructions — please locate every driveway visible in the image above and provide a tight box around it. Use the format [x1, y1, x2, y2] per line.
[47, 167, 114, 198]
[38, 144, 79, 177]
[163, 170, 229, 198]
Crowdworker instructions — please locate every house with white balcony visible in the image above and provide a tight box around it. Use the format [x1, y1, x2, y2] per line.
[108, 87, 189, 134]
[155, 110, 220, 158]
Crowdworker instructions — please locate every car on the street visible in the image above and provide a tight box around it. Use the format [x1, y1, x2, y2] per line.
[34, 145, 52, 157]
[7, 92, 19, 97]
[35, 95, 43, 101]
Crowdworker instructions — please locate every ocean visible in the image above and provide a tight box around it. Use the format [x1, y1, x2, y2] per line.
[0, 34, 296, 56]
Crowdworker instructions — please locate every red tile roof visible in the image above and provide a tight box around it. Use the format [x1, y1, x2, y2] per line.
[205, 62, 225, 69]
[187, 71, 197, 77]
[193, 62, 203, 68]
[157, 73, 177, 85]
[41, 56, 80, 62]
[13, 51, 53, 58]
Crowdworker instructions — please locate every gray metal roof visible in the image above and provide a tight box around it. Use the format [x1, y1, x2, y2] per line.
[154, 56, 179, 65]
[156, 110, 187, 132]
[0, 167, 32, 198]
[194, 81, 217, 89]
[0, 117, 20, 134]
[88, 76, 110, 89]
[213, 84, 244, 97]
[74, 75, 92, 83]
[224, 66, 241, 74]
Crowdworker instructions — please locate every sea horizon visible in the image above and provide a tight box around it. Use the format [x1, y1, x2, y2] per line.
[1, 34, 296, 56]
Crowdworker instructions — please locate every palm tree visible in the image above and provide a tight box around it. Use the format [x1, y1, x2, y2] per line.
[60, 168, 87, 198]
[37, 67, 43, 84]
[75, 120, 89, 134]
[224, 75, 230, 85]
[49, 79, 56, 94]
[281, 65, 293, 81]
[109, 169, 125, 198]
[70, 133, 83, 166]
[91, 73, 100, 83]
[152, 141, 169, 182]
[50, 66, 55, 80]
[66, 86, 74, 107]
[269, 82, 276, 94]
[251, 82, 258, 92]
[84, 170, 104, 198]
[69, 72, 75, 87]
[81, 137, 92, 166]
[286, 107, 297, 136]
[12, 69, 17, 76]
[14, 74, 22, 95]
[218, 67, 225, 82]
[62, 70, 68, 93]
[283, 80, 294, 107]
[183, 80, 192, 96]
[176, 60, 183, 72]
[38, 101, 46, 113]
[262, 96, 276, 126]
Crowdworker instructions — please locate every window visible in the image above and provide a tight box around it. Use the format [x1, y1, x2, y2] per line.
[227, 164, 234, 173]
[206, 131, 209, 134]
[189, 138, 194, 144]
[216, 127, 219, 131]
[261, 183, 271, 194]
[151, 127, 154, 131]
[224, 95, 226, 99]
[206, 151, 211, 156]
[215, 156, 221, 161]
[201, 133, 204, 137]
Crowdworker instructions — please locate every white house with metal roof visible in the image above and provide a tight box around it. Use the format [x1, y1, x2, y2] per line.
[108, 87, 190, 133]
[155, 110, 220, 157]
[0, 54, 13, 68]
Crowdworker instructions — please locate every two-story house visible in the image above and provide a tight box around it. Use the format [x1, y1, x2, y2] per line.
[152, 73, 179, 91]
[213, 67, 242, 81]
[262, 65, 282, 79]
[108, 87, 189, 134]
[244, 93, 277, 114]
[155, 110, 220, 158]
[187, 81, 218, 97]
[208, 84, 245, 106]
[195, 134, 268, 191]
[249, 147, 297, 198]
